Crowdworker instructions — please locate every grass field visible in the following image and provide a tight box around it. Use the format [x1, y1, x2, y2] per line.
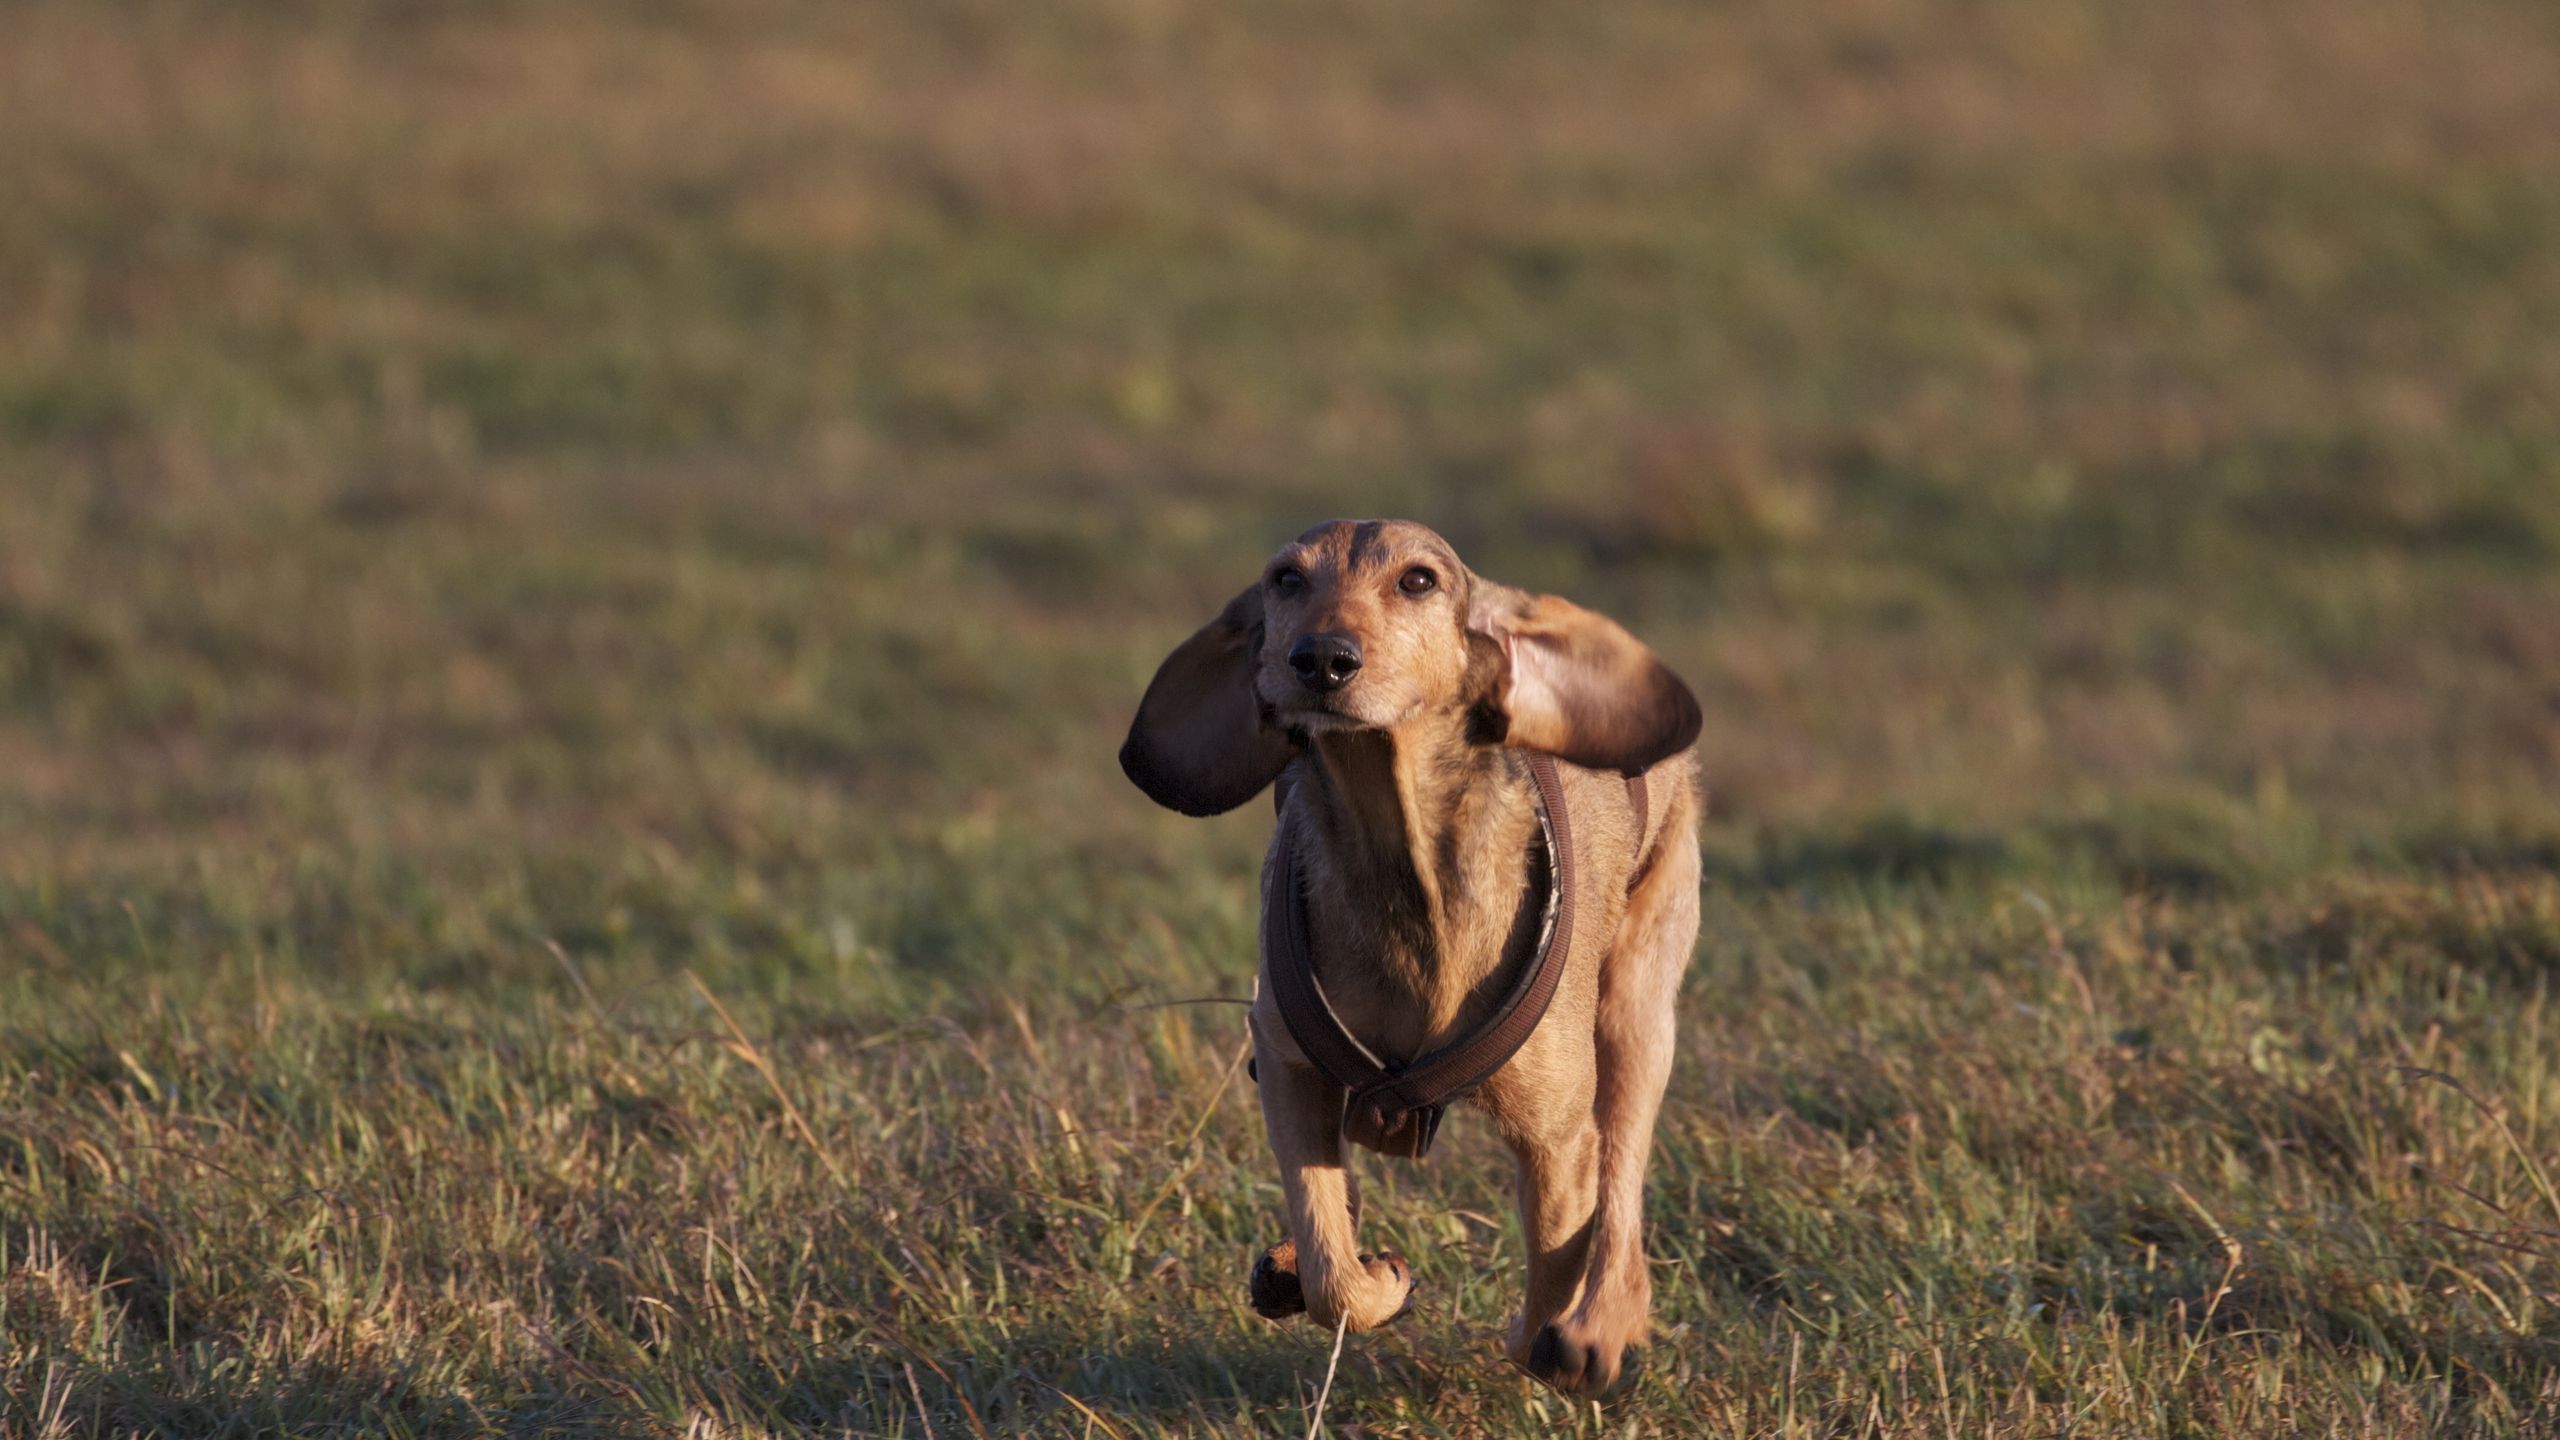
[5, 0, 2560, 1433]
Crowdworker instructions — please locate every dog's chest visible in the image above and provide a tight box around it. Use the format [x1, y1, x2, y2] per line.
[1293, 836, 1552, 1061]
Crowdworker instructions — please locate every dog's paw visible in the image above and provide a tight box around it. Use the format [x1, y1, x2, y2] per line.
[1250, 1241, 1418, 1328]
[1359, 1251, 1418, 1325]
[1523, 1323, 1646, 1403]
[1249, 1239, 1306, 1320]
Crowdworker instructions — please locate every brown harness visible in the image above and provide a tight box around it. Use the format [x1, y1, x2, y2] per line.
[1263, 755, 1649, 1159]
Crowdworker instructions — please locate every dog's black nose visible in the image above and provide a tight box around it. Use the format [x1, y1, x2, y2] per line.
[1289, 634, 1363, 691]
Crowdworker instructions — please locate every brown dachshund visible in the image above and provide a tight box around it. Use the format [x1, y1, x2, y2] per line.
[1122, 519, 1702, 1401]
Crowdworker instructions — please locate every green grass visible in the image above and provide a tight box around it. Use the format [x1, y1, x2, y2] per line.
[4, 0, 2560, 1433]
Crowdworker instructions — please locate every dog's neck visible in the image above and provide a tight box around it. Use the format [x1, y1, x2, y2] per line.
[1291, 718, 1545, 1039]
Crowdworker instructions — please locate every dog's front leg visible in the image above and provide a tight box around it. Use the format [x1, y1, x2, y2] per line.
[1247, 1014, 1416, 1330]
[1503, 1112, 1599, 1349]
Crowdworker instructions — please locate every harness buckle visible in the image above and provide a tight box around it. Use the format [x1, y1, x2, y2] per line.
[1345, 1095, 1444, 1159]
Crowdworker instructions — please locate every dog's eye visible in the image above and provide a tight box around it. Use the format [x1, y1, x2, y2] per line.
[1399, 567, 1437, 596]
[1270, 567, 1306, 595]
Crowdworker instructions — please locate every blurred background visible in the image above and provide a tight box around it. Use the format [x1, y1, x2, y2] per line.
[6, 0, 2560, 998]
[4, 1, 2560, 1430]
[4, 0, 2554, 1013]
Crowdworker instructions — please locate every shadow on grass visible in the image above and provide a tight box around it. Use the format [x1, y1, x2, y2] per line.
[2386, 824, 2560, 877]
[2, 1363, 626, 1439]
[1709, 805, 2275, 897]
[1707, 815, 2016, 892]
[739, 1316, 1448, 1436]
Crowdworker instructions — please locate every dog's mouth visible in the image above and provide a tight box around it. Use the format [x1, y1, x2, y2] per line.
[1261, 691, 1380, 735]
[1280, 709, 1367, 734]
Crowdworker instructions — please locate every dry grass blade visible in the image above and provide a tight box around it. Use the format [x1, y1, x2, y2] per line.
[2395, 1065, 2560, 1230]
[685, 969, 850, 1194]
[1305, 1313, 1350, 1440]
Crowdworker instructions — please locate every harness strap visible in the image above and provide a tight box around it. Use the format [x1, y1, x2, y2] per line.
[1268, 754, 1618, 1158]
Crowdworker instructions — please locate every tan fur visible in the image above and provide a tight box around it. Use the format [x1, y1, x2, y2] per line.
[1124, 519, 1704, 1401]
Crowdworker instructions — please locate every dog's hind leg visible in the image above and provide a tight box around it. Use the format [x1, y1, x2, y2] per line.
[1526, 808, 1702, 1401]
[1248, 1012, 1417, 1331]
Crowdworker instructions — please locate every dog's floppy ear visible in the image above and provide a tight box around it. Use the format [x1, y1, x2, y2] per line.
[1120, 584, 1297, 816]
[1466, 578, 1700, 775]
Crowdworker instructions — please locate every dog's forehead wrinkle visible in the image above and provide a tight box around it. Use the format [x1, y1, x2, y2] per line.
[1291, 518, 1365, 554]
[1286, 519, 1461, 575]
[1346, 520, 1386, 568]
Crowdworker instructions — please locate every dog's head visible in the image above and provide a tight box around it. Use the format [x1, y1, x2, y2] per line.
[1121, 519, 1700, 816]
